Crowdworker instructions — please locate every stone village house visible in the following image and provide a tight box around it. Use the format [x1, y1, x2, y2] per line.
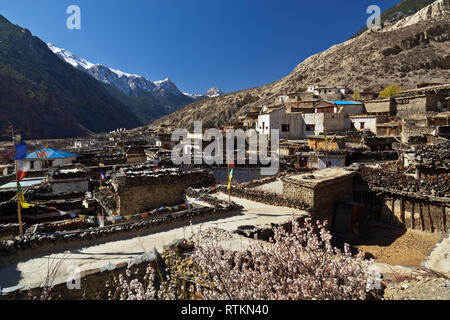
[256, 100, 365, 140]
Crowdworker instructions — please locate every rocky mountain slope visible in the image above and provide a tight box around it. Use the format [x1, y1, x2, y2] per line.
[48, 44, 224, 123]
[354, 0, 436, 37]
[0, 15, 142, 140]
[152, 0, 450, 130]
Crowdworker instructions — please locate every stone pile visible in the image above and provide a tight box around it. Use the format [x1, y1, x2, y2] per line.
[414, 141, 450, 170]
[115, 168, 215, 188]
[32, 218, 97, 234]
[94, 189, 117, 213]
[347, 150, 399, 163]
[0, 223, 25, 238]
[358, 167, 450, 198]
[76, 154, 126, 166]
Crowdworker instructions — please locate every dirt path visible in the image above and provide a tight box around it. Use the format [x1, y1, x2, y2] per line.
[355, 224, 442, 267]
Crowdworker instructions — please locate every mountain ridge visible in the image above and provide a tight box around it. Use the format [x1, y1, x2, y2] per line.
[47, 43, 224, 123]
[152, 0, 450, 130]
[0, 14, 142, 140]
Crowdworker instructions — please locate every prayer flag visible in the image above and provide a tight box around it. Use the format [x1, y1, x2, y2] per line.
[227, 167, 234, 190]
[17, 182, 35, 209]
[15, 142, 28, 181]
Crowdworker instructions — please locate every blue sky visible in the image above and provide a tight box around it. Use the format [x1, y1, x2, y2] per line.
[0, 0, 400, 94]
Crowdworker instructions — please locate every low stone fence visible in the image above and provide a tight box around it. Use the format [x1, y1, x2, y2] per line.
[0, 223, 25, 240]
[236, 176, 278, 189]
[0, 202, 239, 258]
[185, 187, 243, 209]
[215, 185, 311, 212]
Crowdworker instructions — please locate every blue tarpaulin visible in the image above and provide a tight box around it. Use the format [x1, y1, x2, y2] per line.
[25, 148, 77, 160]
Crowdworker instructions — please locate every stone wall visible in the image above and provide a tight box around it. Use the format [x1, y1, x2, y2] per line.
[0, 204, 238, 259]
[117, 183, 191, 215]
[397, 93, 441, 116]
[112, 169, 215, 216]
[215, 185, 311, 212]
[282, 173, 354, 221]
[401, 122, 435, 143]
[52, 179, 89, 195]
[365, 99, 395, 114]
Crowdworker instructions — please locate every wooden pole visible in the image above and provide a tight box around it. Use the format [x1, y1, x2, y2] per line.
[419, 203, 425, 231]
[390, 198, 395, 225]
[443, 206, 447, 233]
[4, 123, 24, 236]
[400, 198, 405, 226]
[427, 203, 434, 233]
[15, 159, 23, 236]
[227, 165, 231, 203]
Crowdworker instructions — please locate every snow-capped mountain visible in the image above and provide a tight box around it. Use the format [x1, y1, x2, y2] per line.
[183, 87, 226, 100]
[47, 43, 225, 124]
[205, 87, 225, 98]
[48, 43, 225, 102]
[47, 43, 193, 100]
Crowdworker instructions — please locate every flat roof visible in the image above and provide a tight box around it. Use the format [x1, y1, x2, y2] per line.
[0, 179, 43, 189]
[284, 168, 355, 187]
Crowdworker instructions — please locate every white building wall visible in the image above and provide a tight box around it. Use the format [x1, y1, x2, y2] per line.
[257, 109, 304, 140]
[318, 155, 346, 169]
[256, 114, 271, 136]
[348, 117, 377, 134]
[302, 113, 324, 136]
[25, 157, 76, 170]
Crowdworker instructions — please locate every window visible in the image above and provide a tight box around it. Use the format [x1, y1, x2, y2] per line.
[360, 122, 365, 129]
[305, 124, 315, 132]
[350, 122, 355, 129]
[30, 161, 34, 170]
[281, 124, 290, 132]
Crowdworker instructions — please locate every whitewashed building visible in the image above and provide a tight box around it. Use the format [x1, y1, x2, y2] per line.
[256, 100, 366, 140]
[256, 108, 304, 140]
[348, 115, 378, 134]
